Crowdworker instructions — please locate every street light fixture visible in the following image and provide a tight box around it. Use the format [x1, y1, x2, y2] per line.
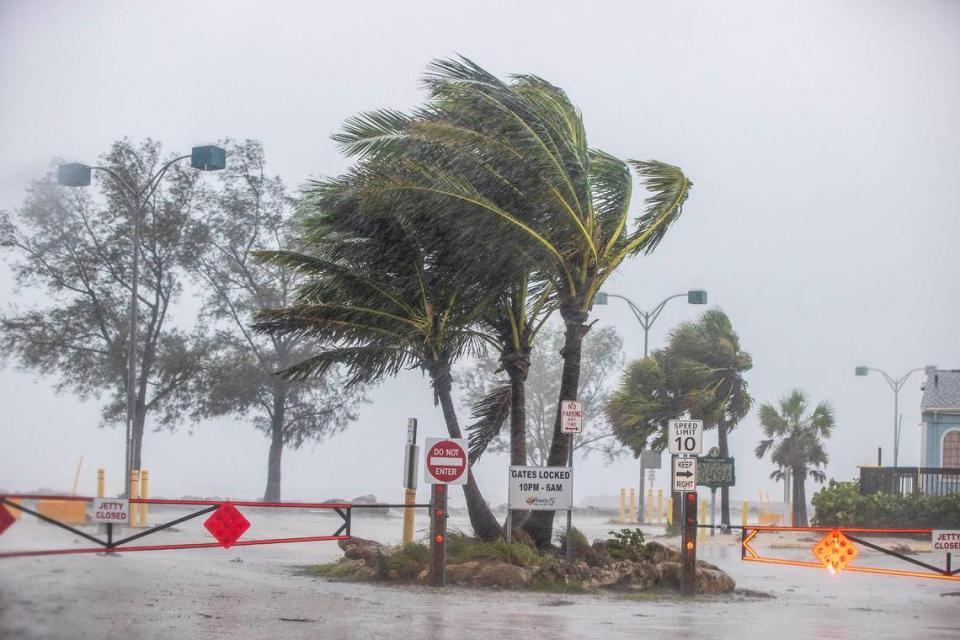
[57, 144, 226, 496]
[593, 289, 708, 357]
[593, 288, 709, 523]
[855, 364, 936, 468]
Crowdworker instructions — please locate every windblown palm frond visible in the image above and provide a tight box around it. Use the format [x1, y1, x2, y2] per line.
[466, 383, 512, 462]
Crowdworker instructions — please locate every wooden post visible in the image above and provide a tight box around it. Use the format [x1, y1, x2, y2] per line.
[681, 491, 698, 597]
[429, 484, 447, 587]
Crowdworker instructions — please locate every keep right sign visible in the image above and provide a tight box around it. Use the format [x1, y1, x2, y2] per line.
[672, 456, 698, 492]
[932, 530, 960, 554]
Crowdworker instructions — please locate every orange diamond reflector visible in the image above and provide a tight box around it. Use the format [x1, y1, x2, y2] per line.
[812, 530, 858, 574]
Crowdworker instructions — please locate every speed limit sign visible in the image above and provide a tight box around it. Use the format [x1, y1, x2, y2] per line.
[668, 419, 703, 455]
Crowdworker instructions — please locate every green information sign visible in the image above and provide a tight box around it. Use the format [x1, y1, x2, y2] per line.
[697, 456, 735, 488]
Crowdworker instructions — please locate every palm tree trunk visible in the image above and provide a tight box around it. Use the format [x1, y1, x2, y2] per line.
[431, 361, 503, 541]
[522, 308, 589, 548]
[718, 423, 730, 528]
[506, 355, 529, 528]
[792, 466, 808, 526]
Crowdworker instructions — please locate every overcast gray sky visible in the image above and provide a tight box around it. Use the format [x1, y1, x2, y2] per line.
[1, 0, 958, 511]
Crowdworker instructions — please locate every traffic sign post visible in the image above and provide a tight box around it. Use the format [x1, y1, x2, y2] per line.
[429, 484, 448, 587]
[424, 438, 468, 486]
[681, 491, 698, 596]
[423, 437, 467, 588]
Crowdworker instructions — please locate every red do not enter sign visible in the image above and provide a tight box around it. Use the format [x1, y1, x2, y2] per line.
[424, 438, 468, 485]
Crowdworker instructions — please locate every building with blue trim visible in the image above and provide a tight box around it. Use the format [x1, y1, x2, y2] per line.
[920, 369, 960, 468]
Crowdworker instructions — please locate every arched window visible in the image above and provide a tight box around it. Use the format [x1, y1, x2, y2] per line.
[943, 430, 960, 468]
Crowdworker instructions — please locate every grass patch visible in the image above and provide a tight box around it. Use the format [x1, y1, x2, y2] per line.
[300, 561, 363, 581]
[528, 576, 585, 594]
[382, 543, 429, 579]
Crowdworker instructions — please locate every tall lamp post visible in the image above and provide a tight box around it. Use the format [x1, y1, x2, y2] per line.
[855, 364, 935, 468]
[58, 145, 226, 496]
[594, 290, 708, 357]
[594, 289, 708, 522]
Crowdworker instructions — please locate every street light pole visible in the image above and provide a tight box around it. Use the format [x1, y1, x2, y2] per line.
[594, 289, 708, 522]
[58, 145, 225, 496]
[855, 365, 935, 468]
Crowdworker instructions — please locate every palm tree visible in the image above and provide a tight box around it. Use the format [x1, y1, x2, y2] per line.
[665, 309, 752, 528]
[334, 57, 693, 546]
[253, 166, 509, 540]
[755, 390, 834, 527]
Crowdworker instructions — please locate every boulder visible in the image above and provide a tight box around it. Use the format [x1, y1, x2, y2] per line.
[339, 558, 376, 579]
[654, 561, 682, 589]
[338, 537, 386, 564]
[616, 561, 659, 592]
[645, 541, 680, 563]
[474, 561, 532, 589]
[696, 567, 736, 594]
[534, 560, 590, 586]
[446, 561, 483, 585]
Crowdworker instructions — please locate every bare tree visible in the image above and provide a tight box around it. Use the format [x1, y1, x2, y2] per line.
[186, 140, 367, 501]
[0, 139, 209, 470]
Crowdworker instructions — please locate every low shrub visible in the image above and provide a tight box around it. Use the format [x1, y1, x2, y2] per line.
[812, 480, 960, 528]
[606, 528, 646, 561]
[385, 543, 430, 579]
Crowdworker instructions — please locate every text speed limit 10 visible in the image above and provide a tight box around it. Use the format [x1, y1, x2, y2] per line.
[668, 419, 703, 456]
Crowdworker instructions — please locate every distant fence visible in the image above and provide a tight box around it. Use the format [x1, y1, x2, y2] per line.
[859, 467, 960, 496]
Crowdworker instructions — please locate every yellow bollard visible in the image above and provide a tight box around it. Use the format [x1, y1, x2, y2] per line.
[742, 500, 748, 528]
[139, 470, 149, 527]
[96, 469, 105, 498]
[699, 498, 707, 540]
[402, 487, 417, 544]
[628, 488, 637, 523]
[656, 490, 663, 524]
[130, 469, 140, 527]
[618, 488, 626, 523]
[666, 498, 673, 526]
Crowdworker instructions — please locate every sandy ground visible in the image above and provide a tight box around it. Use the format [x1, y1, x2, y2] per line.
[1, 506, 958, 640]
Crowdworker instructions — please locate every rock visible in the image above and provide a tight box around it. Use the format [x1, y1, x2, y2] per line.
[654, 561, 682, 589]
[652, 559, 735, 594]
[696, 567, 736, 594]
[338, 537, 386, 564]
[474, 562, 532, 589]
[581, 561, 627, 590]
[616, 561, 659, 591]
[446, 561, 483, 585]
[645, 541, 680, 563]
[534, 560, 589, 586]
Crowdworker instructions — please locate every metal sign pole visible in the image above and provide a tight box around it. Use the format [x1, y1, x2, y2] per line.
[565, 440, 573, 562]
[710, 488, 716, 537]
[402, 418, 418, 545]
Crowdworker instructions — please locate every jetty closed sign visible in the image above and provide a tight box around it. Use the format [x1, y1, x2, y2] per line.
[508, 466, 573, 511]
[932, 530, 960, 554]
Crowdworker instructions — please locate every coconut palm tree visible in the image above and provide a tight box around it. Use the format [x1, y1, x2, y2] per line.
[665, 309, 752, 528]
[755, 390, 834, 527]
[253, 165, 511, 540]
[334, 57, 693, 546]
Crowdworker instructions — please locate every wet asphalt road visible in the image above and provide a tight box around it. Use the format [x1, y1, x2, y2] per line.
[1, 509, 957, 639]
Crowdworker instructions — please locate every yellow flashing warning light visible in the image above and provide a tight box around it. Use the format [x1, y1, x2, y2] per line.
[813, 530, 858, 574]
